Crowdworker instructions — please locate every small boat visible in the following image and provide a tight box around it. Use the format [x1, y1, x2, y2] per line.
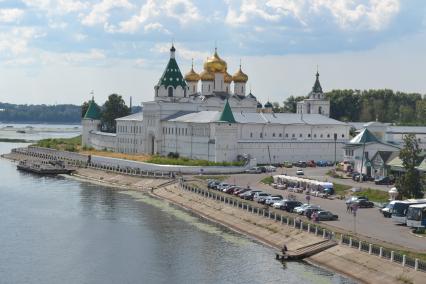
[17, 160, 75, 175]
[16, 130, 26, 134]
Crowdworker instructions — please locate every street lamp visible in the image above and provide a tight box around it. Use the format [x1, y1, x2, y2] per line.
[333, 133, 337, 166]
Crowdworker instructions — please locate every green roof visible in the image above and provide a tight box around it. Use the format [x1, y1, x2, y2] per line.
[416, 158, 426, 172]
[264, 101, 273, 108]
[349, 128, 380, 144]
[312, 72, 323, 93]
[84, 99, 101, 119]
[157, 46, 187, 89]
[387, 156, 404, 168]
[218, 99, 236, 123]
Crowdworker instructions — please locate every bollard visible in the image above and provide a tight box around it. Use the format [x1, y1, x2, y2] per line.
[307, 224, 310, 233]
[379, 247, 383, 258]
[287, 217, 290, 226]
[415, 259, 419, 271]
[339, 234, 343, 244]
[280, 215, 283, 224]
[300, 221, 303, 231]
[349, 237, 352, 247]
[358, 241, 362, 251]
[323, 229, 326, 239]
[315, 226, 318, 236]
[269, 212, 271, 219]
[390, 251, 394, 262]
[402, 255, 406, 267]
[369, 244, 372, 254]
[263, 209, 265, 217]
[293, 219, 297, 228]
[252, 207, 254, 214]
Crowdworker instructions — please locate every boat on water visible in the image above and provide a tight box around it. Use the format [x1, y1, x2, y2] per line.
[17, 160, 75, 175]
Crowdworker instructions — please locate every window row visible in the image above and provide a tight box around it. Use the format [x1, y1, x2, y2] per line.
[117, 125, 142, 134]
[249, 132, 345, 139]
[118, 137, 143, 145]
[162, 126, 209, 137]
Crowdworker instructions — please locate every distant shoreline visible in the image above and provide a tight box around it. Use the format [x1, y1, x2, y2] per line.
[0, 122, 81, 125]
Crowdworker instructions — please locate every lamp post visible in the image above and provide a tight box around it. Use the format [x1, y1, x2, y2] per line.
[333, 133, 337, 166]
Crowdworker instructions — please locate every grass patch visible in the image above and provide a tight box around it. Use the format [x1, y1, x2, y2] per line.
[396, 274, 413, 284]
[35, 135, 81, 152]
[261, 176, 274, 185]
[333, 183, 351, 195]
[354, 188, 389, 203]
[193, 175, 229, 181]
[0, 138, 33, 143]
[146, 155, 244, 167]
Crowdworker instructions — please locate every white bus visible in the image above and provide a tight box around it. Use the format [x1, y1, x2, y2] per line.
[406, 204, 426, 229]
[391, 199, 426, 225]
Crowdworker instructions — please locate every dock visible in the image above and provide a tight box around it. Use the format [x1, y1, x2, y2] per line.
[276, 240, 337, 261]
[17, 160, 75, 175]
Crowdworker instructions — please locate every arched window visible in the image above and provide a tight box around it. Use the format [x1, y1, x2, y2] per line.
[168, 86, 173, 97]
[193, 86, 196, 93]
[318, 106, 322, 114]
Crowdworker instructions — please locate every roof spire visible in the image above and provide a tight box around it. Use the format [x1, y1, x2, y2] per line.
[218, 99, 236, 123]
[170, 41, 176, 58]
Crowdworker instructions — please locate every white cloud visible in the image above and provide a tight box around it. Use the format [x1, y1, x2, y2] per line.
[73, 33, 88, 41]
[0, 27, 41, 55]
[0, 9, 25, 23]
[144, 22, 171, 34]
[163, 0, 200, 24]
[81, 0, 133, 26]
[117, 0, 159, 33]
[225, 0, 400, 30]
[23, 0, 89, 14]
[151, 42, 210, 61]
[40, 49, 106, 65]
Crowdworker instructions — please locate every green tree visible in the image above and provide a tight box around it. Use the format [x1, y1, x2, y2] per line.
[272, 102, 283, 113]
[283, 96, 305, 113]
[395, 134, 424, 198]
[81, 101, 90, 118]
[101, 94, 130, 133]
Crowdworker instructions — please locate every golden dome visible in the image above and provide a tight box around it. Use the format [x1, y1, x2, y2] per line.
[200, 70, 214, 81]
[203, 48, 227, 73]
[232, 66, 248, 83]
[224, 71, 232, 83]
[184, 62, 200, 82]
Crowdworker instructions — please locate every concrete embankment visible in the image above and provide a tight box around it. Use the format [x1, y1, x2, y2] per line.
[2, 152, 424, 284]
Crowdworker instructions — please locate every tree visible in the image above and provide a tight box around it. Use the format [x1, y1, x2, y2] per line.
[81, 101, 90, 118]
[272, 102, 283, 113]
[101, 94, 130, 133]
[283, 96, 305, 113]
[395, 134, 424, 198]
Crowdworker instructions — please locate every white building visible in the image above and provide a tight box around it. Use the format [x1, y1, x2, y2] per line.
[82, 45, 351, 164]
[297, 72, 330, 117]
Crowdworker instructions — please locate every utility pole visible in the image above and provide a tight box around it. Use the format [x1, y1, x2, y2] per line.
[334, 133, 337, 166]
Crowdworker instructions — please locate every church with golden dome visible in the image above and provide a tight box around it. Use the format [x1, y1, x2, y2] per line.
[82, 45, 350, 164]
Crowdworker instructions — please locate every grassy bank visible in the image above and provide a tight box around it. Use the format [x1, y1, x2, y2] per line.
[260, 176, 274, 185]
[146, 155, 244, 167]
[354, 188, 389, 203]
[333, 183, 351, 195]
[193, 175, 229, 181]
[0, 138, 33, 143]
[36, 135, 81, 152]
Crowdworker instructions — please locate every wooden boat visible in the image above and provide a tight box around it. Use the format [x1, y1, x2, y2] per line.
[17, 160, 74, 175]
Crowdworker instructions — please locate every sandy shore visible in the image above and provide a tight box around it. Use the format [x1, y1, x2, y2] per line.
[3, 152, 423, 284]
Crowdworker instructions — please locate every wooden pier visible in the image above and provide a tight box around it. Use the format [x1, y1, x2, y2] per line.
[276, 240, 337, 261]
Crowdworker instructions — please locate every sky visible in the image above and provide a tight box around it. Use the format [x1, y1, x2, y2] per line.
[0, 0, 425, 106]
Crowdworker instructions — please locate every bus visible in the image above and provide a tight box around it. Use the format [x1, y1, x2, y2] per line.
[391, 199, 426, 225]
[406, 204, 426, 229]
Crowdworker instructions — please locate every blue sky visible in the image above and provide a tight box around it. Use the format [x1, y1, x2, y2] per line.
[0, 0, 425, 105]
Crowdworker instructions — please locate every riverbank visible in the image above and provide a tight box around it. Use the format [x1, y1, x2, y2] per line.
[66, 167, 423, 284]
[2, 150, 423, 284]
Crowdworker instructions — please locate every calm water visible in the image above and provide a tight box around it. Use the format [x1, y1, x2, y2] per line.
[0, 128, 355, 284]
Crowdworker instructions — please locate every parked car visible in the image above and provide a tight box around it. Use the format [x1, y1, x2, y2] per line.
[241, 190, 262, 200]
[283, 161, 293, 168]
[280, 200, 303, 212]
[293, 204, 310, 214]
[272, 199, 287, 209]
[245, 167, 261, 174]
[294, 161, 307, 168]
[380, 201, 396, 218]
[224, 186, 240, 194]
[217, 183, 230, 191]
[307, 160, 316, 167]
[317, 211, 339, 221]
[265, 165, 277, 172]
[374, 176, 394, 185]
[326, 161, 335, 166]
[234, 188, 250, 196]
[265, 196, 283, 206]
[345, 196, 368, 205]
[254, 192, 271, 203]
[296, 169, 304, 175]
[305, 207, 321, 218]
[208, 180, 220, 189]
[316, 160, 327, 167]
[355, 199, 374, 208]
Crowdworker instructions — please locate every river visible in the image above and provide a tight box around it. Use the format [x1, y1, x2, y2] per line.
[0, 126, 355, 284]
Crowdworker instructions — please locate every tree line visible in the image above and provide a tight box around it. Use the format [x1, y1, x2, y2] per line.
[273, 89, 426, 125]
[0, 103, 81, 123]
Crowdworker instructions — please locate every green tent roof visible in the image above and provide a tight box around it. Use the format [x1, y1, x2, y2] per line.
[84, 99, 101, 120]
[386, 156, 404, 168]
[218, 99, 236, 123]
[264, 101, 273, 108]
[349, 128, 380, 144]
[157, 46, 187, 89]
[312, 72, 323, 93]
[416, 158, 426, 172]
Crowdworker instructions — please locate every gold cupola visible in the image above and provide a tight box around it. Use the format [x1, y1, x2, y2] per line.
[203, 48, 227, 73]
[200, 70, 214, 81]
[232, 65, 248, 83]
[184, 60, 200, 82]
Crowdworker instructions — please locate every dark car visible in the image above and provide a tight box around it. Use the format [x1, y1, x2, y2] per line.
[294, 161, 307, 168]
[307, 160, 316, 167]
[305, 207, 320, 218]
[317, 211, 339, 221]
[355, 199, 374, 208]
[208, 180, 220, 189]
[375, 176, 394, 185]
[280, 200, 303, 212]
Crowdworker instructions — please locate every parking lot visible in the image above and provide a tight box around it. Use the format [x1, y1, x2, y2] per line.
[222, 169, 426, 252]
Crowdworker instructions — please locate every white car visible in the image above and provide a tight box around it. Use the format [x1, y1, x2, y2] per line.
[296, 169, 304, 175]
[293, 204, 310, 214]
[265, 165, 277, 172]
[253, 192, 270, 202]
[265, 196, 283, 205]
[272, 199, 288, 209]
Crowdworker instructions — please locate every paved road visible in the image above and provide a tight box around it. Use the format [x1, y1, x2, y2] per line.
[223, 170, 426, 252]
